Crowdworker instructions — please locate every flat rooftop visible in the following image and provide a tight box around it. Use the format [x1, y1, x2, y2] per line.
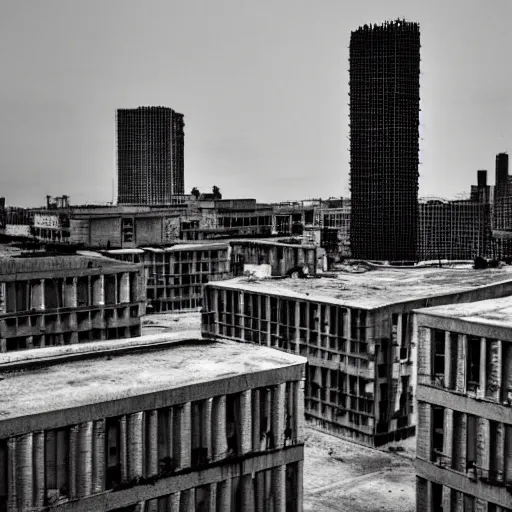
[0, 254, 137, 276]
[416, 295, 512, 331]
[0, 339, 305, 420]
[208, 267, 512, 309]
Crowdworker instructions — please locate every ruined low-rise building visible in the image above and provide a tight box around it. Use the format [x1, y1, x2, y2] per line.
[0, 338, 306, 511]
[102, 243, 234, 313]
[101, 240, 317, 314]
[229, 240, 317, 278]
[0, 255, 146, 352]
[415, 297, 512, 512]
[202, 267, 512, 447]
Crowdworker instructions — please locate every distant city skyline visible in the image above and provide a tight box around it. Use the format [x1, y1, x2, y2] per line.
[1, 0, 512, 206]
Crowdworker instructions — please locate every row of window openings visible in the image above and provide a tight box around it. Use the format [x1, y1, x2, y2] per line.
[432, 330, 512, 402]
[3, 277, 135, 313]
[4, 326, 141, 352]
[0, 388, 297, 501]
[425, 480, 511, 512]
[431, 406, 512, 486]
[110, 463, 302, 512]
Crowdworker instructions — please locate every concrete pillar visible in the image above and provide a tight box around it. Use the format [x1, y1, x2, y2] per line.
[479, 337, 487, 395]
[272, 383, 286, 448]
[64, 277, 78, 308]
[211, 289, 219, 335]
[172, 403, 191, 470]
[16, 434, 33, 511]
[416, 478, 431, 512]
[239, 291, 245, 340]
[444, 331, 452, 388]
[7, 438, 17, 511]
[208, 482, 217, 512]
[34, 431, 45, 508]
[203, 398, 213, 461]
[169, 493, 180, 512]
[127, 412, 144, 479]
[274, 465, 286, 512]
[495, 422, 505, 482]
[241, 474, 255, 512]
[396, 313, 403, 353]
[441, 485, 451, 512]
[180, 488, 195, 511]
[503, 342, 512, 403]
[69, 425, 78, 499]
[92, 275, 105, 306]
[454, 413, 467, 473]
[456, 334, 467, 393]
[255, 471, 266, 512]
[294, 301, 301, 353]
[217, 478, 232, 510]
[120, 273, 130, 304]
[416, 402, 432, 461]
[453, 490, 464, 512]
[93, 419, 105, 494]
[443, 408, 454, 464]
[505, 425, 512, 485]
[476, 417, 490, 475]
[418, 327, 431, 380]
[0, 282, 5, 314]
[212, 395, 227, 461]
[78, 422, 93, 498]
[120, 415, 128, 481]
[296, 460, 304, 512]
[240, 389, 252, 454]
[147, 410, 159, 476]
[266, 298, 272, 346]
[475, 499, 487, 512]
[55, 427, 68, 489]
[295, 379, 305, 443]
[252, 389, 261, 452]
[488, 339, 502, 400]
[31, 279, 45, 310]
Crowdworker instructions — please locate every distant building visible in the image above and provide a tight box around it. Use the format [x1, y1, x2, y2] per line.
[415, 296, 512, 512]
[349, 20, 421, 262]
[0, 254, 146, 352]
[117, 106, 185, 205]
[0, 338, 306, 511]
[495, 152, 509, 199]
[202, 267, 512, 447]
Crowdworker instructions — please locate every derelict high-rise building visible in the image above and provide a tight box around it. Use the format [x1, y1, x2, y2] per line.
[349, 20, 421, 262]
[117, 106, 185, 205]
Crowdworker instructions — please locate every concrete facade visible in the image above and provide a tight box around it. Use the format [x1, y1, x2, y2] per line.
[415, 297, 512, 512]
[0, 255, 146, 353]
[201, 268, 512, 447]
[0, 339, 306, 512]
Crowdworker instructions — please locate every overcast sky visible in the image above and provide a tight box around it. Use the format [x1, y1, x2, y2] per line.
[1, 0, 511, 206]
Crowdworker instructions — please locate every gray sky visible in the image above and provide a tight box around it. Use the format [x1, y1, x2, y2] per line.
[1, 0, 511, 206]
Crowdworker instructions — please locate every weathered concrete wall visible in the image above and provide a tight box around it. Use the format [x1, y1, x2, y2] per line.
[69, 219, 90, 245]
[135, 217, 162, 246]
[4, 225, 31, 237]
[89, 218, 121, 248]
[163, 217, 180, 244]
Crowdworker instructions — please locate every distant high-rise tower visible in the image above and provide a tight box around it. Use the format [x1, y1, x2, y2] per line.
[117, 106, 185, 205]
[349, 20, 421, 262]
[495, 152, 509, 198]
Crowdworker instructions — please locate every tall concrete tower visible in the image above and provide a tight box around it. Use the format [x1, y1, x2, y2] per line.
[495, 152, 509, 198]
[349, 20, 421, 262]
[117, 106, 185, 205]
